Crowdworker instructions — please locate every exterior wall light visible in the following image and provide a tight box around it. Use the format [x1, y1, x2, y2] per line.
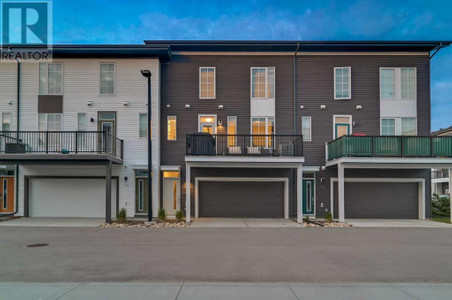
[185, 104, 191, 109]
[166, 104, 171, 108]
[356, 105, 362, 110]
[300, 105, 304, 109]
[218, 120, 223, 126]
[218, 105, 224, 110]
[123, 101, 129, 106]
[320, 105, 326, 110]
[87, 101, 93, 106]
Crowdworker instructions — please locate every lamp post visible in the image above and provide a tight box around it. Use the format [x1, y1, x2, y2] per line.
[141, 70, 152, 221]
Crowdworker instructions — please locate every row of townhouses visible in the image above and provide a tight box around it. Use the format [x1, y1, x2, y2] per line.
[0, 40, 452, 223]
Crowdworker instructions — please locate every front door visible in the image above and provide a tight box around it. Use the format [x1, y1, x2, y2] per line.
[98, 112, 116, 154]
[163, 172, 180, 216]
[302, 179, 315, 215]
[0, 177, 14, 213]
[335, 123, 350, 139]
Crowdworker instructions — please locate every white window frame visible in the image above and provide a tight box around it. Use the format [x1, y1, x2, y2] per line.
[198, 114, 217, 134]
[334, 67, 351, 100]
[380, 117, 417, 136]
[77, 113, 86, 131]
[39, 63, 64, 95]
[227, 116, 237, 147]
[380, 67, 417, 100]
[137, 179, 144, 212]
[199, 67, 216, 99]
[2, 113, 12, 131]
[139, 113, 148, 138]
[99, 63, 117, 96]
[301, 116, 312, 142]
[333, 115, 352, 139]
[38, 113, 63, 131]
[167, 115, 177, 141]
[250, 67, 275, 100]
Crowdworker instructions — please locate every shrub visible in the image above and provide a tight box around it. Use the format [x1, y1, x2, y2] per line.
[118, 208, 127, 223]
[304, 216, 310, 223]
[158, 208, 166, 221]
[432, 193, 450, 217]
[175, 210, 184, 221]
[325, 212, 333, 223]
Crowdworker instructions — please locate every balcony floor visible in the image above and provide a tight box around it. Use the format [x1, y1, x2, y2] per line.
[0, 153, 123, 165]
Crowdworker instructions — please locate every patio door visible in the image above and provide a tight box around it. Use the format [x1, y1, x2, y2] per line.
[198, 115, 217, 134]
[0, 177, 14, 213]
[302, 179, 315, 215]
[162, 171, 180, 216]
[98, 112, 116, 154]
[334, 116, 351, 139]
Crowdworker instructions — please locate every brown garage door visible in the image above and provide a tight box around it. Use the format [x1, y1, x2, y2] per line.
[199, 181, 284, 218]
[334, 182, 419, 219]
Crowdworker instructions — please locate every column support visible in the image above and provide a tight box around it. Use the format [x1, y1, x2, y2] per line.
[297, 165, 303, 223]
[338, 163, 345, 223]
[105, 160, 112, 224]
[186, 162, 191, 223]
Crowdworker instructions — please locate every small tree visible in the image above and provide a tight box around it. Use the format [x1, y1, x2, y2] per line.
[175, 210, 184, 222]
[325, 212, 333, 223]
[118, 208, 127, 223]
[158, 208, 166, 221]
[432, 193, 450, 217]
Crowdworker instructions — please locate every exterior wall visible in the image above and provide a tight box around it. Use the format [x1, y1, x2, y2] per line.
[0, 58, 161, 218]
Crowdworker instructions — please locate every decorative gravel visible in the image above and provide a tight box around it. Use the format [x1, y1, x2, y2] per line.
[99, 221, 190, 228]
[304, 222, 352, 228]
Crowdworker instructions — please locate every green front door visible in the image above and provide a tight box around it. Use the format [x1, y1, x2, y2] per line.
[302, 179, 315, 215]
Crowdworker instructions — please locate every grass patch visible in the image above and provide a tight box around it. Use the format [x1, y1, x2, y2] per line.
[430, 217, 451, 224]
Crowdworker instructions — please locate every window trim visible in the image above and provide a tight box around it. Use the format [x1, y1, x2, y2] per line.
[98, 62, 117, 96]
[250, 67, 276, 100]
[198, 114, 217, 134]
[380, 117, 417, 136]
[379, 67, 417, 100]
[333, 67, 351, 100]
[38, 113, 63, 131]
[199, 67, 216, 99]
[138, 113, 148, 138]
[333, 115, 352, 139]
[227, 116, 237, 147]
[301, 116, 312, 142]
[38, 63, 64, 95]
[167, 115, 177, 141]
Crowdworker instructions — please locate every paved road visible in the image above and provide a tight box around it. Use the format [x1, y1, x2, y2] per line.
[1, 282, 451, 300]
[0, 227, 452, 283]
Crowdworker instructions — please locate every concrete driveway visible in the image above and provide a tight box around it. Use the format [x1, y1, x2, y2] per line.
[348, 219, 452, 228]
[0, 217, 104, 228]
[191, 218, 302, 228]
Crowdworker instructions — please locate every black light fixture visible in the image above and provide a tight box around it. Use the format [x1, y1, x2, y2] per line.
[141, 69, 152, 221]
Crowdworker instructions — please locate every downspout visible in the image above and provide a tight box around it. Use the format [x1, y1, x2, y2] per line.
[1, 58, 20, 217]
[293, 42, 300, 219]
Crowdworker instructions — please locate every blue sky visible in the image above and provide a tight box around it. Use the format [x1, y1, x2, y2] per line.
[51, 0, 452, 131]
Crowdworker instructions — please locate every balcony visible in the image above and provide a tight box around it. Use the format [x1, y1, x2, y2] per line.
[0, 131, 123, 163]
[327, 135, 452, 161]
[186, 133, 303, 157]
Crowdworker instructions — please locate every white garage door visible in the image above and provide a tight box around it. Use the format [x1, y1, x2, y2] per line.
[29, 178, 117, 218]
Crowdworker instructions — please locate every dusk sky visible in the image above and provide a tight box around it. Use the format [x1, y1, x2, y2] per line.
[52, 0, 452, 131]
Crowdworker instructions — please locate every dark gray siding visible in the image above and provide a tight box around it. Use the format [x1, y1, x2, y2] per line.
[199, 181, 284, 218]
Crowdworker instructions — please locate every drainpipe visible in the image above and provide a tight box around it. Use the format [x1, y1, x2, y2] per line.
[293, 42, 300, 220]
[1, 58, 20, 217]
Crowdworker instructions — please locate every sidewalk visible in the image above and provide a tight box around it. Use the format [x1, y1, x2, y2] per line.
[0, 282, 450, 300]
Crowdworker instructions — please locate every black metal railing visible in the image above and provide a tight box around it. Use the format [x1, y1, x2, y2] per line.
[432, 170, 449, 179]
[0, 131, 123, 159]
[186, 134, 303, 157]
[327, 135, 452, 160]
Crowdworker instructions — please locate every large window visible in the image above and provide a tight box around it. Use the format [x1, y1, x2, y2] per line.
[380, 67, 416, 100]
[2, 113, 11, 131]
[301, 116, 312, 142]
[199, 67, 216, 99]
[39, 113, 62, 131]
[381, 118, 417, 136]
[251, 67, 275, 99]
[99, 63, 116, 95]
[39, 63, 63, 95]
[77, 113, 86, 147]
[333, 115, 352, 139]
[139, 113, 148, 138]
[167, 116, 176, 141]
[334, 67, 351, 99]
[251, 117, 274, 147]
[227, 116, 237, 147]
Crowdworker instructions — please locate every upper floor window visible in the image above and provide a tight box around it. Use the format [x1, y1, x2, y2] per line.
[167, 116, 176, 141]
[381, 117, 417, 136]
[39, 63, 63, 95]
[301, 116, 312, 142]
[139, 113, 148, 138]
[227, 116, 237, 147]
[251, 67, 275, 100]
[99, 63, 116, 95]
[380, 67, 416, 100]
[199, 67, 216, 99]
[39, 113, 62, 131]
[334, 67, 351, 99]
[251, 117, 274, 147]
[2, 113, 11, 131]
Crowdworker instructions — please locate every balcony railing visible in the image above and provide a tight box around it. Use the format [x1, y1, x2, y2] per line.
[186, 133, 303, 157]
[432, 170, 450, 179]
[0, 131, 123, 159]
[327, 135, 452, 161]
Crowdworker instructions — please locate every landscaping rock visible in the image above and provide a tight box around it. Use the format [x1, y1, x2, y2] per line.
[99, 221, 190, 228]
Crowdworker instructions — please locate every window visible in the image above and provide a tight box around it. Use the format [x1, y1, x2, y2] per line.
[139, 113, 148, 138]
[251, 117, 274, 147]
[138, 179, 144, 211]
[39, 63, 63, 95]
[380, 67, 416, 100]
[99, 63, 116, 95]
[381, 118, 417, 136]
[39, 113, 62, 131]
[198, 115, 217, 134]
[167, 116, 176, 141]
[334, 67, 351, 99]
[227, 116, 237, 147]
[2, 113, 11, 131]
[333, 116, 352, 139]
[301, 116, 312, 142]
[251, 67, 275, 99]
[77, 113, 86, 131]
[199, 67, 215, 99]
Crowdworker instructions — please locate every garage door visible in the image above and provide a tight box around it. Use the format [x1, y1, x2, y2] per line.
[198, 181, 284, 218]
[29, 178, 117, 218]
[334, 182, 418, 219]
